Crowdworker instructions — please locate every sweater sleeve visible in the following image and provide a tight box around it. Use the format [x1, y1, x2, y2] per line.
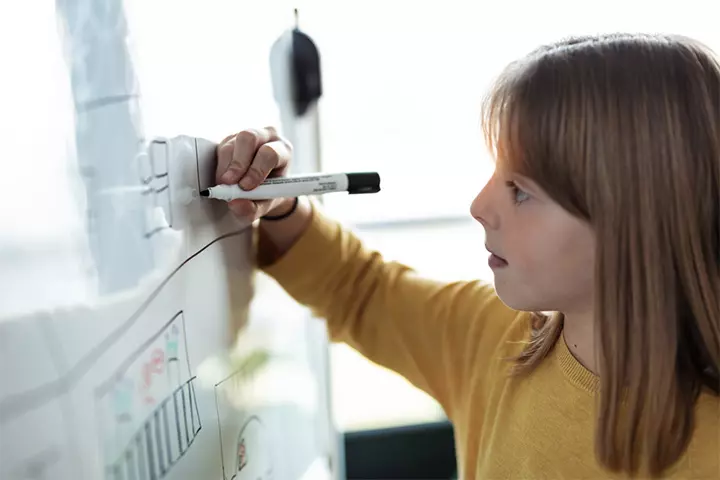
[260, 204, 520, 415]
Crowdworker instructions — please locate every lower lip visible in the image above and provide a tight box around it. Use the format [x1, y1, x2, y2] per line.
[488, 254, 508, 269]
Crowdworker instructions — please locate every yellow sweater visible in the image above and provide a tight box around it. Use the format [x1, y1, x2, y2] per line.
[261, 206, 720, 479]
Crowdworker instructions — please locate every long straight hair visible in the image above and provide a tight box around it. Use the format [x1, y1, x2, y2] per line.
[482, 33, 720, 476]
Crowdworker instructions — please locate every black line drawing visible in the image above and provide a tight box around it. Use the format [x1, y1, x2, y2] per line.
[0, 137, 250, 480]
[0, 224, 249, 424]
[140, 139, 173, 238]
[214, 370, 273, 480]
[103, 376, 200, 480]
[96, 312, 201, 480]
[235, 416, 262, 476]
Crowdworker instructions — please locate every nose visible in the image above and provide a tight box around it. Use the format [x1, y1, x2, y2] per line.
[470, 175, 499, 230]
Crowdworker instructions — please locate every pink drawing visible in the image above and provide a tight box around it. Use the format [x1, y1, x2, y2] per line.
[139, 348, 165, 404]
[238, 438, 248, 471]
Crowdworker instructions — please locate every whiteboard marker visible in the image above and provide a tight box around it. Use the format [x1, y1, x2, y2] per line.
[199, 172, 380, 201]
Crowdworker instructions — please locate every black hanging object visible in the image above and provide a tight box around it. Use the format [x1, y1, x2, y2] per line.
[291, 9, 322, 116]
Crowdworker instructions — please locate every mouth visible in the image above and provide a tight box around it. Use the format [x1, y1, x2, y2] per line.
[485, 245, 508, 269]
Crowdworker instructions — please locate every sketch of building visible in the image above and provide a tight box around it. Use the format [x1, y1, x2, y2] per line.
[215, 369, 273, 480]
[95, 311, 200, 480]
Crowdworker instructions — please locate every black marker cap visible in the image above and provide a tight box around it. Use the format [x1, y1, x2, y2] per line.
[347, 172, 381, 194]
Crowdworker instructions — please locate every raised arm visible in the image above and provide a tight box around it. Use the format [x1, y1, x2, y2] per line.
[216, 128, 522, 415]
[260, 201, 518, 414]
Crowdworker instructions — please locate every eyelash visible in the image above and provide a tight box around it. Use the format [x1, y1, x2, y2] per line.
[505, 181, 530, 205]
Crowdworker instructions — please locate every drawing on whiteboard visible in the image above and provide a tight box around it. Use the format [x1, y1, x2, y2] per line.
[215, 368, 273, 480]
[0, 226, 248, 426]
[235, 416, 270, 478]
[165, 324, 182, 387]
[95, 311, 201, 480]
[113, 377, 134, 423]
[140, 139, 173, 238]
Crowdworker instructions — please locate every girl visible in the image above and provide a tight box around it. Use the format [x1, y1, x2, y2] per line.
[216, 33, 719, 478]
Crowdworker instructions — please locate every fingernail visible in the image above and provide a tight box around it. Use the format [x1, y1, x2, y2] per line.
[240, 177, 253, 190]
[221, 170, 238, 184]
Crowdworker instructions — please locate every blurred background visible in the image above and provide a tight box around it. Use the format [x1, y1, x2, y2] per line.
[2, 0, 718, 477]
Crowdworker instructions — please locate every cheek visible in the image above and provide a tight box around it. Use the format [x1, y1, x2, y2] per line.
[492, 202, 595, 312]
[508, 211, 595, 291]
[533, 219, 595, 289]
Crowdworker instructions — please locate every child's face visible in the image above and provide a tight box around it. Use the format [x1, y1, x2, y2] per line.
[470, 167, 595, 316]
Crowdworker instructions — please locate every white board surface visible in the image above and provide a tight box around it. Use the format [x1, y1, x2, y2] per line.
[0, 1, 337, 479]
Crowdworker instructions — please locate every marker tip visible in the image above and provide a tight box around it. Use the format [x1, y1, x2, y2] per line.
[199, 189, 209, 197]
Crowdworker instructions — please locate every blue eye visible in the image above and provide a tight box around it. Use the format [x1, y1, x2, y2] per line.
[506, 181, 530, 205]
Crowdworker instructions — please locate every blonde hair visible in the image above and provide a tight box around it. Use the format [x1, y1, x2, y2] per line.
[482, 33, 720, 476]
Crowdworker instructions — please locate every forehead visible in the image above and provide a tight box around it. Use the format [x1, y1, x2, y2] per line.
[493, 150, 536, 183]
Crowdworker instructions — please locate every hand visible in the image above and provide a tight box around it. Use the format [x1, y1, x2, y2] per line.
[215, 127, 294, 222]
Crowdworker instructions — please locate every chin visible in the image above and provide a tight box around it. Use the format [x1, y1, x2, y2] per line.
[493, 281, 545, 312]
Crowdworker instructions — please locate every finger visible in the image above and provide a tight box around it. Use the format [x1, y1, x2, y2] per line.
[220, 132, 236, 144]
[221, 127, 281, 184]
[227, 199, 273, 221]
[239, 141, 290, 190]
[227, 199, 255, 219]
[267, 133, 292, 176]
[215, 137, 236, 183]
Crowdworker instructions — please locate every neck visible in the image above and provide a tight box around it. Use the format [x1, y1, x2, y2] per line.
[562, 310, 597, 375]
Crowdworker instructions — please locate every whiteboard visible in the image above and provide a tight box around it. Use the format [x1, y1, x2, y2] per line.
[0, 1, 337, 479]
